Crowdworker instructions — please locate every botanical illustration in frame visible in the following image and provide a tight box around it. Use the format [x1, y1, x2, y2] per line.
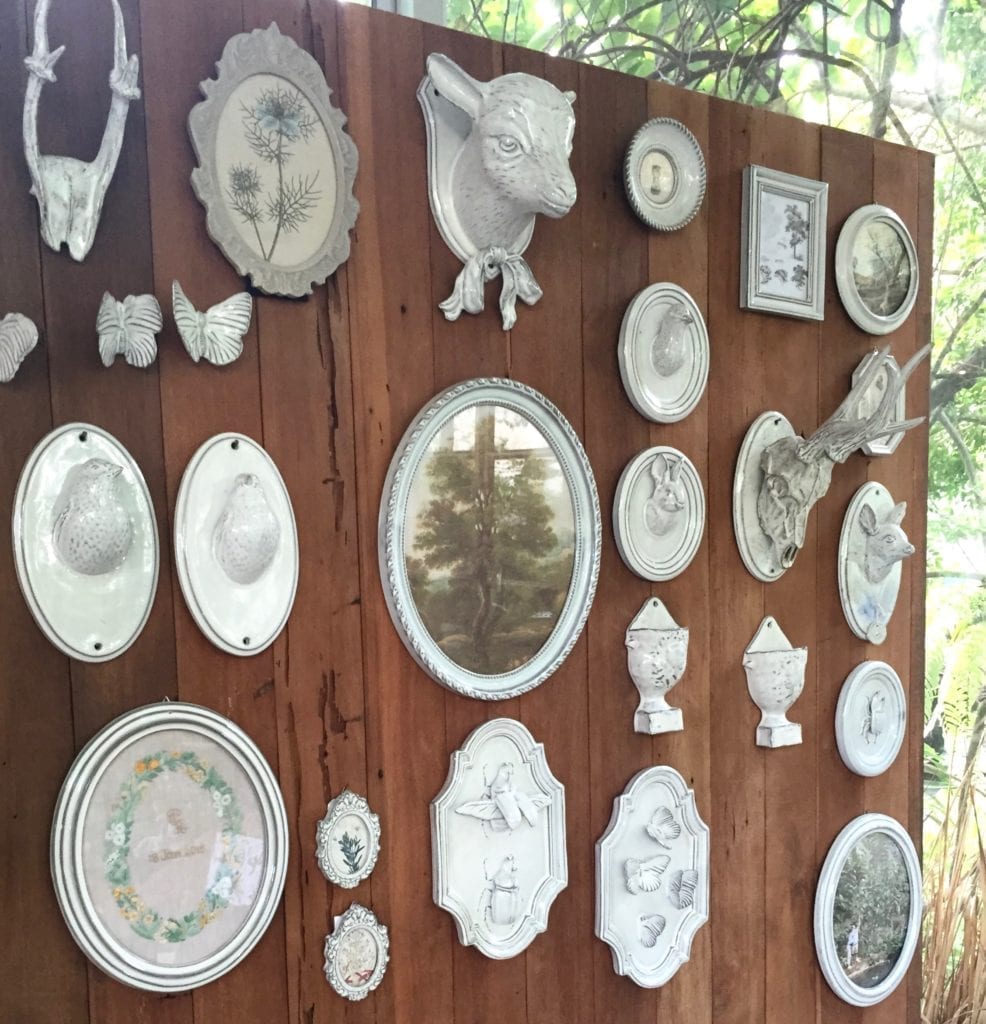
[814, 814, 922, 1006]
[838, 481, 915, 644]
[596, 765, 709, 988]
[323, 903, 389, 1000]
[623, 117, 706, 231]
[379, 377, 601, 700]
[174, 432, 299, 657]
[431, 718, 567, 959]
[189, 23, 359, 297]
[835, 204, 918, 335]
[50, 701, 289, 992]
[613, 446, 705, 582]
[316, 789, 381, 889]
[740, 165, 828, 320]
[618, 283, 709, 423]
[12, 422, 159, 663]
[835, 661, 907, 778]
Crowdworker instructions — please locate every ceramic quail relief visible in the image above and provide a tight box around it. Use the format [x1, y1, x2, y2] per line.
[839, 482, 914, 644]
[174, 433, 298, 656]
[24, 0, 141, 261]
[431, 718, 567, 959]
[614, 446, 705, 581]
[618, 283, 709, 423]
[625, 597, 688, 735]
[316, 790, 381, 889]
[835, 661, 907, 777]
[418, 53, 577, 330]
[596, 766, 709, 988]
[0, 313, 40, 382]
[189, 23, 359, 297]
[12, 423, 158, 662]
[742, 616, 807, 748]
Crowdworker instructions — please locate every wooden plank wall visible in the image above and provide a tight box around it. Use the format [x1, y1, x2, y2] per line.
[0, 1, 932, 1022]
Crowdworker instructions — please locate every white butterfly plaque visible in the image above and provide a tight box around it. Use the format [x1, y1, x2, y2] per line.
[596, 765, 709, 988]
[172, 281, 253, 366]
[97, 293, 163, 369]
[0, 313, 39, 382]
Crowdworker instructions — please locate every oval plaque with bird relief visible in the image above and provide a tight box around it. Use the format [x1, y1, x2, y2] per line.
[12, 423, 159, 661]
[175, 433, 298, 656]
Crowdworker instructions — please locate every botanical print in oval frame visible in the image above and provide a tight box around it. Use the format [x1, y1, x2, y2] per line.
[51, 702, 288, 992]
[316, 789, 381, 889]
[379, 378, 601, 700]
[814, 813, 922, 1007]
[189, 23, 358, 297]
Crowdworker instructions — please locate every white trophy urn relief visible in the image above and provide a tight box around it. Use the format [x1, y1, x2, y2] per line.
[625, 597, 688, 735]
[742, 615, 807, 748]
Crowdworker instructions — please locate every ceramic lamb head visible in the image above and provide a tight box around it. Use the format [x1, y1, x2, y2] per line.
[418, 53, 577, 330]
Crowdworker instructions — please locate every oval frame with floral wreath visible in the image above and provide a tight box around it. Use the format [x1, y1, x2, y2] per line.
[51, 702, 288, 992]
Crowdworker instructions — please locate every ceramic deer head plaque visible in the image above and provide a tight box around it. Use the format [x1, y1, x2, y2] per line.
[23, 0, 140, 261]
[733, 344, 928, 582]
[418, 53, 577, 330]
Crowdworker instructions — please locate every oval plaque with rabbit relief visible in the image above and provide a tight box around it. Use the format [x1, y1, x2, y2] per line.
[614, 446, 705, 581]
[175, 433, 298, 657]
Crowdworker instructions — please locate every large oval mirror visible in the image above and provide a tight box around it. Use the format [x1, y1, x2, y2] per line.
[380, 378, 600, 700]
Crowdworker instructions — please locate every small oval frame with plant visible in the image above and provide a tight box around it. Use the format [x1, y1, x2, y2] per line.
[316, 789, 381, 889]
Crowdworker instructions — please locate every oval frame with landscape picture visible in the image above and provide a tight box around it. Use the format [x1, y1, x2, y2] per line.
[835, 204, 918, 335]
[814, 813, 922, 1007]
[379, 378, 601, 701]
[188, 22, 359, 297]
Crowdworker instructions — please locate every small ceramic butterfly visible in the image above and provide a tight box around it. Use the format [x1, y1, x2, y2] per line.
[0, 313, 39, 382]
[97, 292, 163, 368]
[172, 281, 253, 366]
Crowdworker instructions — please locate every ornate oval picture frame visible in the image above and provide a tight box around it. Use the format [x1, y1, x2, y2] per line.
[835, 661, 907, 778]
[189, 22, 359, 297]
[51, 702, 288, 992]
[379, 377, 601, 700]
[323, 903, 390, 1000]
[613, 446, 705, 581]
[835, 204, 918, 335]
[618, 283, 709, 423]
[814, 814, 922, 1007]
[623, 118, 706, 232]
[316, 789, 381, 889]
[12, 422, 159, 662]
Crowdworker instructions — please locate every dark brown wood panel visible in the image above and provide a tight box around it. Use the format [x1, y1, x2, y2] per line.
[0, 2, 930, 1023]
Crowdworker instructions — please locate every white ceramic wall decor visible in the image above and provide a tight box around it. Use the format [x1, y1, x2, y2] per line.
[852, 350, 909, 457]
[379, 377, 600, 700]
[596, 766, 709, 988]
[743, 616, 807, 748]
[626, 597, 688, 734]
[24, 0, 140, 262]
[13, 423, 158, 662]
[97, 292, 163, 368]
[838, 482, 914, 644]
[732, 343, 928, 582]
[0, 313, 39, 382]
[835, 662, 906, 777]
[189, 23, 359, 297]
[618, 284, 709, 423]
[814, 814, 922, 1006]
[740, 165, 828, 321]
[836, 204, 918, 335]
[431, 718, 567, 959]
[175, 433, 298, 656]
[316, 789, 381, 889]
[623, 118, 706, 231]
[51, 701, 288, 991]
[418, 53, 577, 330]
[172, 281, 253, 365]
[614, 446, 704, 581]
[323, 903, 389, 1000]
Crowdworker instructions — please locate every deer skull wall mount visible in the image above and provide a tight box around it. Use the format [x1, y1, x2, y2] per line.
[418, 53, 577, 331]
[23, 0, 140, 262]
[733, 344, 929, 582]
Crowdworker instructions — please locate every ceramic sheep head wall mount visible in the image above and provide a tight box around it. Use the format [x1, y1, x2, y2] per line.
[734, 343, 929, 582]
[23, 0, 140, 261]
[418, 53, 577, 330]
